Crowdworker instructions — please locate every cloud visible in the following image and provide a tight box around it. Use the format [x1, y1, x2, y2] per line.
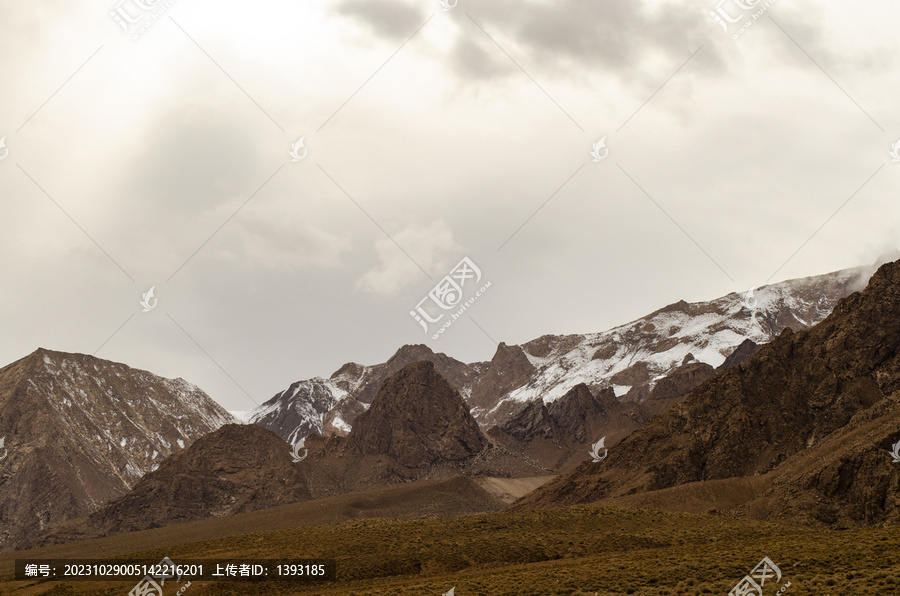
[333, 0, 429, 42]
[447, 34, 512, 81]
[466, 0, 712, 74]
[332, 0, 727, 83]
[213, 206, 351, 270]
[328, 0, 889, 93]
[357, 221, 461, 297]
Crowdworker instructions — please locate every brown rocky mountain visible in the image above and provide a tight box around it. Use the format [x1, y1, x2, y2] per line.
[251, 344, 485, 442]
[351, 345, 483, 407]
[31, 424, 310, 546]
[514, 259, 900, 528]
[324, 344, 486, 437]
[301, 361, 548, 498]
[0, 349, 234, 551]
[745, 390, 900, 527]
[349, 361, 486, 467]
[488, 357, 717, 472]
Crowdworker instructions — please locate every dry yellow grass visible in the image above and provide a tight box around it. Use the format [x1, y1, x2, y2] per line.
[1, 503, 898, 595]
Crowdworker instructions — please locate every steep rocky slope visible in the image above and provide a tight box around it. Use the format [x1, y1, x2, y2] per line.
[468, 342, 537, 416]
[487, 384, 623, 472]
[514, 260, 900, 528]
[349, 361, 487, 467]
[31, 424, 310, 546]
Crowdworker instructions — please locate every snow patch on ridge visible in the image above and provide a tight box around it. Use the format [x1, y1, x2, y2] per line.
[611, 385, 631, 397]
[485, 267, 869, 421]
[332, 413, 352, 434]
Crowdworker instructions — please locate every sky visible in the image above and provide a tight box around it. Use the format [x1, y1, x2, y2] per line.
[1, 0, 898, 412]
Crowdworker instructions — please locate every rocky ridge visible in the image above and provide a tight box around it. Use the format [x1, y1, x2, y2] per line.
[0, 349, 234, 551]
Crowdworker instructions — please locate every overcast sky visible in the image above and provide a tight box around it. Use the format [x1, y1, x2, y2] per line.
[1, 0, 898, 412]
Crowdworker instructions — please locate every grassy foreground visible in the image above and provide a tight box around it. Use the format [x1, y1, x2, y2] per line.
[1, 505, 897, 595]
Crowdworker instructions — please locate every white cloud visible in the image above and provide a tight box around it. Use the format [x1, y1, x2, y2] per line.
[213, 205, 351, 270]
[357, 221, 461, 297]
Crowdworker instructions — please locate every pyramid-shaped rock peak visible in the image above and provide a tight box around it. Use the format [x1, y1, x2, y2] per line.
[350, 360, 487, 468]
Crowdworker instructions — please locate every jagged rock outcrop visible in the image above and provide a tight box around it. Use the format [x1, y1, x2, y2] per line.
[350, 361, 486, 467]
[487, 384, 621, 471]
[468, 343, 536, 423]
[498, 384, 614, 447]
[646, 361, 716, 402]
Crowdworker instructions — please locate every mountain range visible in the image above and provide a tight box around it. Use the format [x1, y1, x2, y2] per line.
[0, 261, 884, 552]
[515, 259, 900, 529]
[251, 264, 871, 450]
[24, 255, 900, 551]
[31, 359, 546, 546]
